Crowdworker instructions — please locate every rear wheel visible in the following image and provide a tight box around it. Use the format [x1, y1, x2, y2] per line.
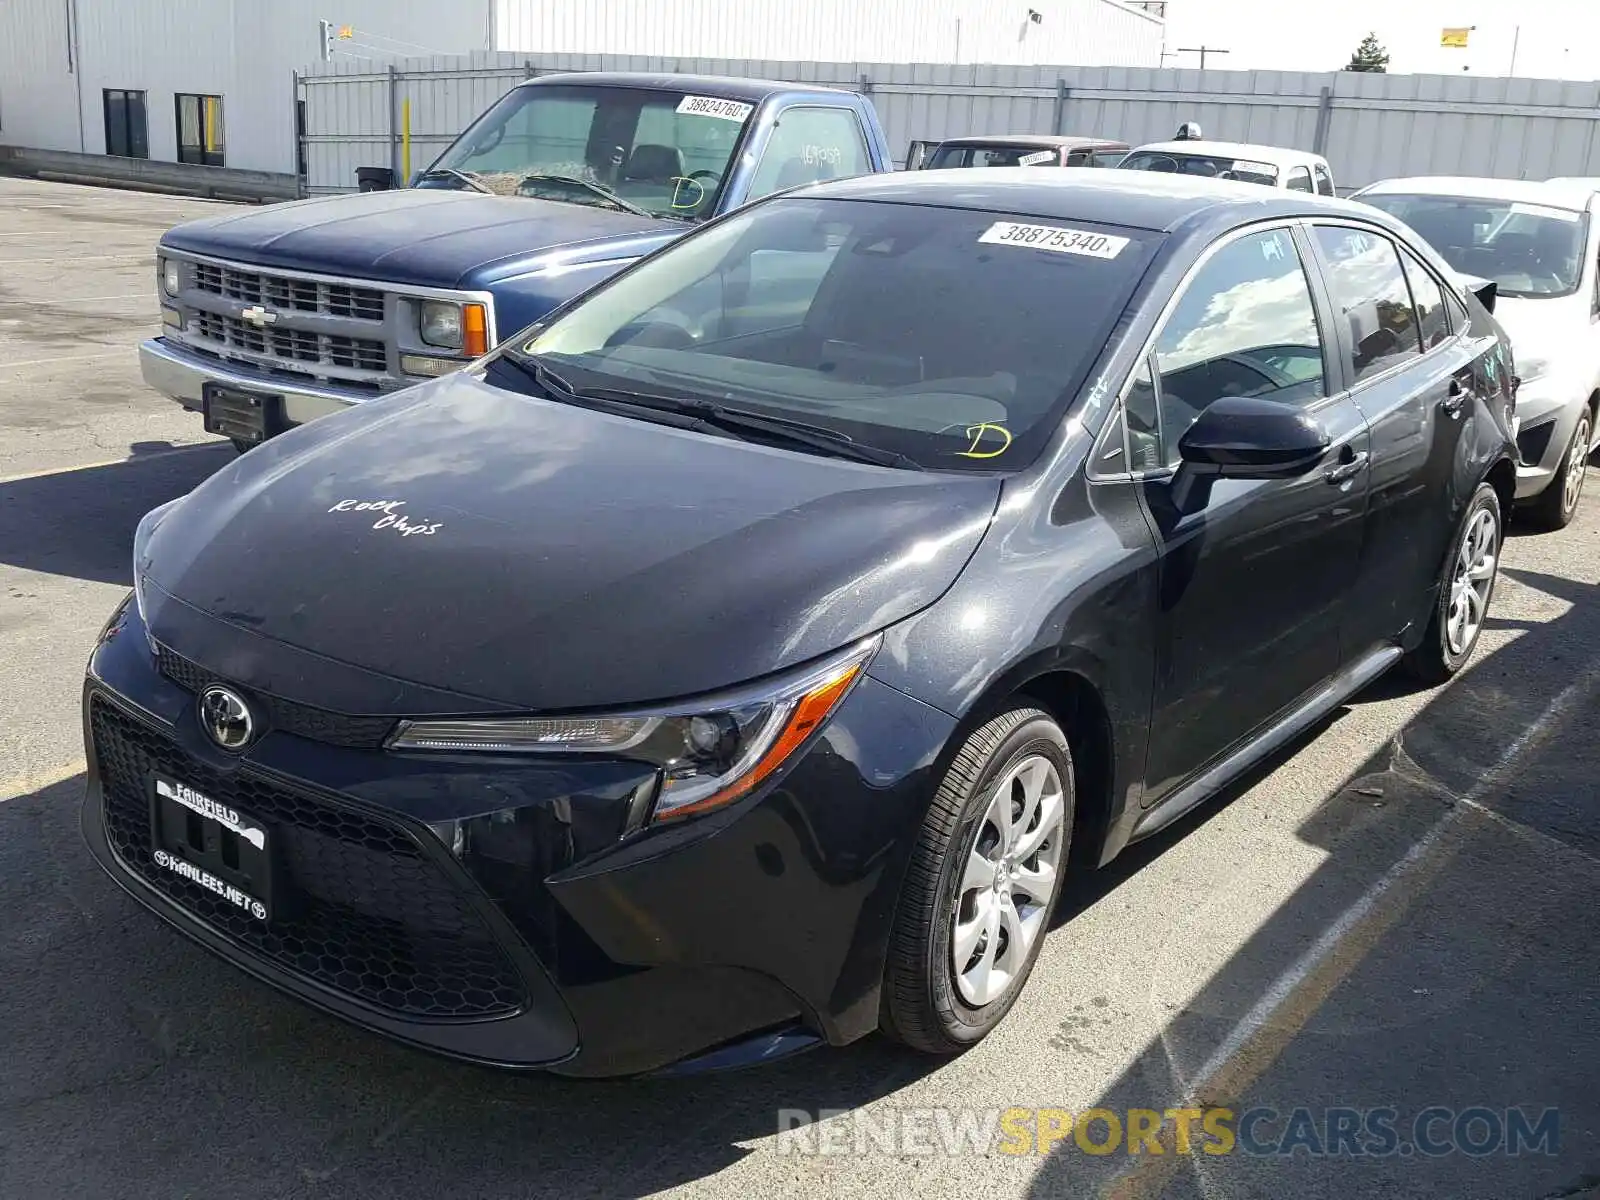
[881, 706, 1073, 1054]
[1404, 482, 1501, 685]
[1526, 409, 1591, 531]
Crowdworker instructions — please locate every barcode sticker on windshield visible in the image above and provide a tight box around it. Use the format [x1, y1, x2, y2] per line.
[979, 222, 1129, 259]
[1018, 150, 1057, 166]
[1510, 201, 1580, 222]
[677, 96, 754, 122]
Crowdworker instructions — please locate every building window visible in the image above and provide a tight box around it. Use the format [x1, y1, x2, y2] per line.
[176, 93, 225, 166]
[103, 89, 149, 159]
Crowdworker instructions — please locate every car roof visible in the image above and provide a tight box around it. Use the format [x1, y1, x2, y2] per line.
[1547, 177, 1600, 190]
[1129, 140, 1328, 167]
[522, 71, 854, 101]
[801, 167, 1370, 233]
[1359, 176, 1597, 209]
[934, 134, 1128, 150]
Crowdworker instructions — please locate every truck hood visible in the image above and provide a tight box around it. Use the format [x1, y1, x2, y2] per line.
[140, 371, 1001, 714]
[159, 189, 673, 289]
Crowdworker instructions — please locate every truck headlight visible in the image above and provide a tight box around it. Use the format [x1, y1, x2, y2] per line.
[389, 637, 879, 823]
[161, 258, 181, 297]
[420, 300, 489, 355]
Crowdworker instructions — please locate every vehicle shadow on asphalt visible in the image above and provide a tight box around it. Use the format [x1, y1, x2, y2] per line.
[1023, 564, 1600, 1200]
[0, 443, 232, 586]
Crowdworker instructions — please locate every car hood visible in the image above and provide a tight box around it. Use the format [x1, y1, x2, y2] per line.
[1488, 294, 1587, 359]
[159, 189, 672, 289]
[140, 371, 1002, 714]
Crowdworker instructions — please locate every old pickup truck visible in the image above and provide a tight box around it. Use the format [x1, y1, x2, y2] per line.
[141, 72, 897, 449]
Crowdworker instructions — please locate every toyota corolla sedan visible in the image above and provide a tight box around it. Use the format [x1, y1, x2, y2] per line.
[83, 170, 1517, 1078]
[1355, 176, 1600, 529]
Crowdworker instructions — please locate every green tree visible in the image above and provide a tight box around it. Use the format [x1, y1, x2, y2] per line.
[1345, 32, 1391, 72]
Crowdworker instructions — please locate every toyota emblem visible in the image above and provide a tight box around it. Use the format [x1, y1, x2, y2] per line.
[198, 685, 255, 751]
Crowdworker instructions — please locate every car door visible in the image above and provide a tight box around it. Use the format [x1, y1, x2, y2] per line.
[1304, 221, 1482, 655]
[1131, 223, 1372, 801]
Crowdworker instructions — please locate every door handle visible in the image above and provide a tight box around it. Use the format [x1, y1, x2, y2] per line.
[1324, 449, 1369, 484]
[1442, 378, 1468, 415]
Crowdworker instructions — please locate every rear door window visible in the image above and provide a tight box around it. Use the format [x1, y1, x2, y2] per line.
[1399, 248, 1451, 349]
[748, 107, 871, 200]
[1312, 226, 1423, 384]
[1288, 166, 1314, 193]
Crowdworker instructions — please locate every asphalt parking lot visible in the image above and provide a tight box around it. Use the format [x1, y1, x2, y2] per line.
[1, 173, 1597, 1200]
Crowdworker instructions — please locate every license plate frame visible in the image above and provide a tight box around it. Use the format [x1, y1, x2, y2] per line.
[149, 775, 274, 922]
[202, 383, 284, 446]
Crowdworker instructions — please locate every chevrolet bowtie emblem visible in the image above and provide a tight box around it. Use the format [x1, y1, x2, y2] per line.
[240, 305, 278, 327]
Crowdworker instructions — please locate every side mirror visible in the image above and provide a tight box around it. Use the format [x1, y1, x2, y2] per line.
[356, 166, 396, 193]
[1470, 278, 1498, 314]
[1169, 396, 1330, 511]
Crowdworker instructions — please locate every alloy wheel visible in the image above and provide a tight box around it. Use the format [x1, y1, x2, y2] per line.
[1446, 506, 1498, 657]
[950, 754, 1066, 1007]
[1563, 415, 1591, 518]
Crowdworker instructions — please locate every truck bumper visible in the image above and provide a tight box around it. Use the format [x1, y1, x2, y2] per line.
[139, 337, 366, 430]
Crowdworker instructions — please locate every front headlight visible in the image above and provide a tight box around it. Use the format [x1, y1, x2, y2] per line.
[161, 258, 180, 297]
[419, 300, 464, 348]
[1516, 356, 1550, 386]
[390, 637, 880, 823]
[131, 498, 183, 638]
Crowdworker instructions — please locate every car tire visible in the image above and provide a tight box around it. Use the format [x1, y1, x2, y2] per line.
[1403, 481, 1502, 686]
[1525, 408, 1592, 532]
[881, 705, 1074, 1055]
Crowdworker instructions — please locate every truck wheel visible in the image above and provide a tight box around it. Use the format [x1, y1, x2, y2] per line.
[881, 705, 1073, 1055]
[1525, 409, 1591, 531]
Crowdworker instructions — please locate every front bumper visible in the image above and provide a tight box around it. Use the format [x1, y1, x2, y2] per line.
[139, 336, 370, 429]
[80, 599, 956, 1075]
[1511, 384, 1590, 500]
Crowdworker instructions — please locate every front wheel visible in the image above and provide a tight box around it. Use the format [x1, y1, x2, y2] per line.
[1403, 482, 1501, 685]
[1525, 408, 1592, 531]
[881, 706, 1073, 1055]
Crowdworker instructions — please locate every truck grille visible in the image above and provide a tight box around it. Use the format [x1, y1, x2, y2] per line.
[194, 261, 385, 321]
[193, 310, 387, 374]
[92, 695, 528, 1020]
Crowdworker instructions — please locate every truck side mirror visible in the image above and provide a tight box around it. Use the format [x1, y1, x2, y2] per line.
[356, 166, 396, 192]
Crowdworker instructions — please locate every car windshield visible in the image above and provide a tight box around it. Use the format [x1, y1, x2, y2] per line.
[1118, 151, 1280, 187]
[926, 144, 1059, 169]
[507, 197, 1158, 472]
[1359, 193, 1590, 298]
[418, 84, 754, 220]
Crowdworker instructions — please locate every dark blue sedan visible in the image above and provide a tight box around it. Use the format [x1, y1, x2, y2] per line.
[83, 169, 1517, 1076]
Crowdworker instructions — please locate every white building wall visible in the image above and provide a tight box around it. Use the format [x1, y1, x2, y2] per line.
[0, 0, 491, 174]
[491, 0, 1163, 67]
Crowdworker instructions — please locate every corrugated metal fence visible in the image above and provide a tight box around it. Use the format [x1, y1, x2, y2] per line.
[299, 50, 1600, 195]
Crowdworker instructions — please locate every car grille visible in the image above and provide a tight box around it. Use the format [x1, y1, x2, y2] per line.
[193, 261, 385, 321]
[92, 696, 528, 1020]
[155, 645, 397, 749]
[192, 310, 387, 374]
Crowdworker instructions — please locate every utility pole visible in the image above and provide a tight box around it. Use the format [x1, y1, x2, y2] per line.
[1177, 45, 1231, 69]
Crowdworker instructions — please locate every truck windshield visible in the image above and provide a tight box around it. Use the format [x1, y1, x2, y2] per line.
[507, 196, 1157, 472]
[1359, 193, 1590, 299]
[1118, 151, 1279, 187]
[421, 84, 754, 220]
[926, 144, 1059, 169]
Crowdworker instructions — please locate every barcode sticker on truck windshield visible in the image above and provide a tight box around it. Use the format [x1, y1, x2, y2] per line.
[978, 222, 1129, 259]
[1018, 150, 1057, 166]
[677, 96, 755, 122]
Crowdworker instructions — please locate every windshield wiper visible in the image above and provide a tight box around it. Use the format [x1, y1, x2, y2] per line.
[503, 355, 923, 470]
[415, 167, 495, 195]
[515, 174, 653, 218]
[496, 354, 739, 440]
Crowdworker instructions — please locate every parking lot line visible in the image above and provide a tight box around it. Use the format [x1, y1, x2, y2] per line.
[1103, 658, 1600, 1200]
[0, 441, 221, 485]
[0, 254, 148, 265]
[0, 350, 136, 371]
